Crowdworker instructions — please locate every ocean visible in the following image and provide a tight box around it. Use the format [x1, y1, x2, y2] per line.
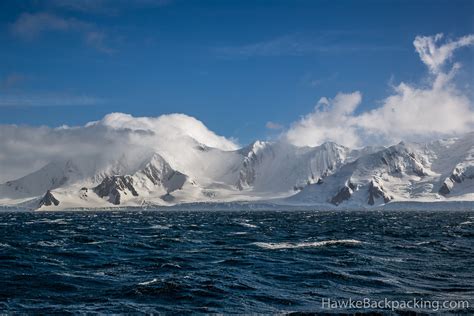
[0, 209, 473, 314]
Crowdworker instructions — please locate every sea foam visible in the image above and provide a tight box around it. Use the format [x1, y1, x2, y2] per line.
[252, 239, 362, 250]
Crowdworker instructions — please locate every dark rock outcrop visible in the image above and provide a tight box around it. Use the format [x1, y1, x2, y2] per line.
[331, 181, 356, 205]
[368, 180, 392, 205]
[438, 167, 473, 196]
[93, 175, 138, 205]
[38, 190, 60, 207]
[438, 182, 451, 195]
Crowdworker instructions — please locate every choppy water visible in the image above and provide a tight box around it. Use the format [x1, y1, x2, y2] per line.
[0, 210, 473, 314]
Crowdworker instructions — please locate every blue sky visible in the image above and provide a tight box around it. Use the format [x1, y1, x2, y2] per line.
[0, 0, 473, 144]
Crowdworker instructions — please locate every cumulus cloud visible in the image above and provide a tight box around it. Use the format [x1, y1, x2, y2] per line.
[95, 112, 238, 151]
[0, 113, 238, 183]
[284, 34, 474, 147]
[286, 92, 363, 147]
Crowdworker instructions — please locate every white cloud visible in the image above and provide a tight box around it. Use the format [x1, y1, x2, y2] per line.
[284, 34, 474, 147]
[0, 113, 238, 183]
[414, 33, 474, 74]
[285, 92, 363, 147]
[356, 65, 473, 142]
[95, 112, 238, 151]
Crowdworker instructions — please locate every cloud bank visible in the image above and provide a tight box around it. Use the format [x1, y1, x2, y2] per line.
[284, 33, 474, 147]
[0, 113, 238, 183]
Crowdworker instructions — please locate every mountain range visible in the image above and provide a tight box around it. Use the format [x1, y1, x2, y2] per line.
[0, 127, 472, 211]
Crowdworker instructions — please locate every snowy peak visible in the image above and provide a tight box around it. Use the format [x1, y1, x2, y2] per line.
[134, 153, 187, 193]
[0, 160, 80, 198]
[91, 152, 189, 205]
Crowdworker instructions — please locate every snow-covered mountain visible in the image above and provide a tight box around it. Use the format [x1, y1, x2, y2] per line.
[0, 132, 472, 210]
[286, 133, 474, 206]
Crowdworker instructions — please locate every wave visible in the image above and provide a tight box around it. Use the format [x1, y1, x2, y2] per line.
[138, 278, 159, 286]
[150, 224, 171, 230]
[237, 222, 257, 228]
[252, 239, 362, 250]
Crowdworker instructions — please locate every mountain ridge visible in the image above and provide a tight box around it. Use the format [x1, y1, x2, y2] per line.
[0, 132, 472, 210]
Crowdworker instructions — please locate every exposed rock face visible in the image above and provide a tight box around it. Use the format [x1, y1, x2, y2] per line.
[368, 180, 392, 205]
[38, 190, 60, 207]
[331, 181, 356, 205]
[93, 175, 138, 205]
[379, 146, 427, 177]
[236, 141, 269, 190]
[138, 154, 187, 192]
[235, 141, 350, 192]
[438, 182, 451, 195]
[439, 166, 474, 195]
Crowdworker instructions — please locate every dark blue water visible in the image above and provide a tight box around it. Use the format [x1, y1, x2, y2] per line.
[0, 210, 473, 314]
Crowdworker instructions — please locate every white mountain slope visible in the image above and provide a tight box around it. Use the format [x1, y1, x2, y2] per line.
[234, 141, 375, 193]
[0, 132, 472, 210]
[0, 160, 80, 199]
[286, 133, 474, 206]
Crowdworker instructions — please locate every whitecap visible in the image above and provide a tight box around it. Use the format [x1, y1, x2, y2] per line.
[160, 263, 181, 269]
[38, 219, 68, 225]
[415, 240, 437, 246]
[252, 239, 362, 250]
[150, 224, 171, 229]
[460, 221, 472, 225]
[238, 222, 257, 228]
[138, 278, 159, 286]
[37, 241, 62, 247]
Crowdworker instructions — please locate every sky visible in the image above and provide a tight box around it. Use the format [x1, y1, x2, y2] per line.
[0, 0, 473, 145]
